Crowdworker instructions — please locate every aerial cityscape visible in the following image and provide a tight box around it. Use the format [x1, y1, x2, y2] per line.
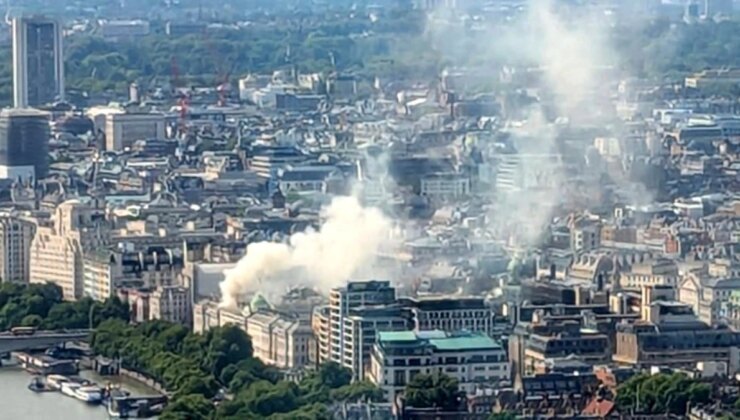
[2, 0, 740, 419]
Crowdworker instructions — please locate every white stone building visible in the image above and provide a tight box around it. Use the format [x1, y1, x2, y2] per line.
[369, 330, 510, 403]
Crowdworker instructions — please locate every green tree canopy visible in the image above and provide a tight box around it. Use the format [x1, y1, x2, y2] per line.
[159, 394, 214, 420]
[404, 372, 464, 411]
[0, 283, 127, 331]
[615, 373, 711, 415]
[331, 380, 384, 403]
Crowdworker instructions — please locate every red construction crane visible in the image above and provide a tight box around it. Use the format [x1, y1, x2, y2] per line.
[171, 57, 189, 131]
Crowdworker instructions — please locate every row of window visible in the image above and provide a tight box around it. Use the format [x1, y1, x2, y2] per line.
[387, 354, 505, 366]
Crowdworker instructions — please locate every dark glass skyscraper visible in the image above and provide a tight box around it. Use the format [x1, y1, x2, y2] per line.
[0, 109, 50, 181]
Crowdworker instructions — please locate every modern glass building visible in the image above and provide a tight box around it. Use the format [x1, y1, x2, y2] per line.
[0, 108, 50, 181]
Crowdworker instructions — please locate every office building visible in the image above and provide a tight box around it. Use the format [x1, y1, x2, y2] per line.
[149, 285, 192, 326]
[191, 298, 313, 370]
[618, 258, 679, 290]
[685, 69, 740, 90]
[104, 112, 166, 151]
[614, 285, 740, 369]
[192, 301, 247, 334]
[0, 213, 35, 283]
[509, 320, 610, 381]
[614, 301, 740, 370]
[321, 280, 397, 368]
[12, 16, 64, 108]
[721, 290, 740, 329]
[317, 291, 501, 379]
[118, 288, 151, 323]
[326, 74, 357, 99]
[420, 173, 471, 198]
[679, 271, 740, 325]
[246, 310, 313, 370]
[83, 250, 115, 302]
[29, 200, 106, 300]
[248, 145, 310, 179]
[312, 305, 331, 364]
[369, 330, 510, 403]
[495, 154, 562, 192]
[0, 108, 50, 181]
[343, 304, 414, 380]
[402, 296, 498, 337]
[83, 244, 184, 303]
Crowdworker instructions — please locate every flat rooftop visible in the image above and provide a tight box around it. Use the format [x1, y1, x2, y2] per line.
[378, 330, 502, 351]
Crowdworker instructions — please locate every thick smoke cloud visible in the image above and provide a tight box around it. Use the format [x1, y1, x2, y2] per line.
[219, 196, 392, 308]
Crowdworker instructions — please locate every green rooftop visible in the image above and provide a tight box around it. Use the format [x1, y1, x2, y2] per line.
[250, 293, 272, 312]
[377, 330, 502, 351]
[378, 331, 419, 343]
[428, 334, 501, 351]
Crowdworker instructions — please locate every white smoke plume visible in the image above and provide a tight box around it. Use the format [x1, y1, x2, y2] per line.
[427, 0, 618, 247]
[529, 0, 612, 116]
[493, 108, 564, 247]
[219, 196, 392, 309]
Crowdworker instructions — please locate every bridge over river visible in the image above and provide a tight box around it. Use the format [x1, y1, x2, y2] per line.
[0, 330, 90, 353]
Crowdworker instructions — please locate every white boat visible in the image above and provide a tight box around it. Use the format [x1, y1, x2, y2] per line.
[60, 382, 81, 398]
[73, 385, 103, 404]
[46, 375, 69, 391]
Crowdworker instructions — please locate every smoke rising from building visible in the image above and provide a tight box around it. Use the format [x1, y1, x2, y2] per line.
[429, 0, 619, 247]
[219, 196, 392, 308]
[499, 0, 614, 247]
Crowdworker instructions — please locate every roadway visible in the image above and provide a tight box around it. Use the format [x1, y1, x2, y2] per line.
[0, 330, 90, 354]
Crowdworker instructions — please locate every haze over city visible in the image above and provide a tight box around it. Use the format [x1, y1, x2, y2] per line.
[1, 0, 740, 419]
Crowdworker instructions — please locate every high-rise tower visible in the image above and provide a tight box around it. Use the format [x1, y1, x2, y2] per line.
[12, 16, 64, 108]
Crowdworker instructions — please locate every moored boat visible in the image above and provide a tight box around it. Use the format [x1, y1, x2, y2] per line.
[28, 376, 49, 392]
[45, 374, 69, 391]
[60, 381, 81, 398]
[73, 384, 103, 404]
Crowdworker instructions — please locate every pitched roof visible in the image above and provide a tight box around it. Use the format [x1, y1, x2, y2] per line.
[581, 398, 615, 417]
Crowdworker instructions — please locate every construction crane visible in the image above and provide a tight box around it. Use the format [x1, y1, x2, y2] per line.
[171, 57, 189, 133]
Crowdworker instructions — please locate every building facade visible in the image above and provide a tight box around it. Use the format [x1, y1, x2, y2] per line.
[105, 112, 166, 151]
[679, 272, 740, 325]
[369, 330, 510, 403]
[0, 108, 51, 181]
[83, 250, 115, 302]
[343, 305, 414, 380]
[246, 310, 313, 370]
[614, 303, 740, 370]
[83, 245, 184, 302]
[29, 200, 106, 300]
[404, 297, 497, 337]
[12, 16, 64, 108]
[0, 213, 35, 283]
[618, 258, 679, 290]
[324, 280, 397, 368]
[149, 285, 191, 326]
[420, 173, 471, 198]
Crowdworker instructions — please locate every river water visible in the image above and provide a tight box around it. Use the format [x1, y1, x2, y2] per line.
[0, 363, 160, 419]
